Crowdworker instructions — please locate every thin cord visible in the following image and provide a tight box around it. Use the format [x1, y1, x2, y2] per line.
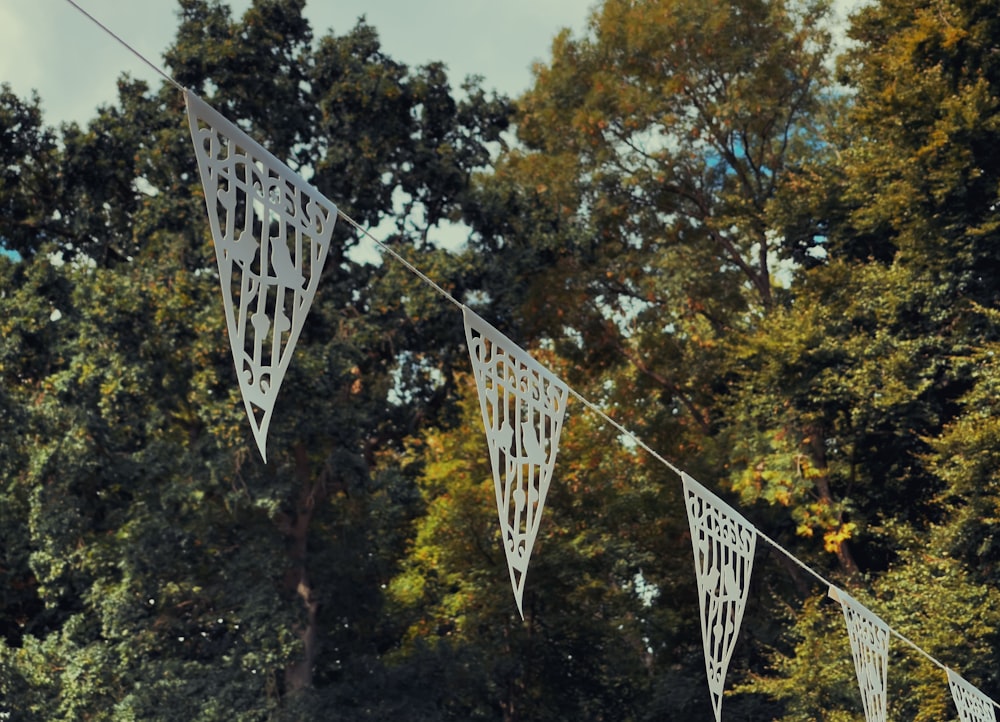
[56, 0, 1000, 707]
[571, 389, 985, 696]
[758, 529, 835, 590]
[338, 211, 464, 312]
[893, 627, 952, 676]
[566, 387, 684, 477]
[761, 535, 959, 681]
[350, 209, 997, 703]
[63, 0, 185, 93]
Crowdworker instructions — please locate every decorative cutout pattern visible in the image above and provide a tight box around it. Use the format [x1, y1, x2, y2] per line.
[185, 91, 336, 461]
[832, 587, 890, 722]
[463, 307, 569, 618]
[682, 473, 757, 722]
[949, 669, 997, 722]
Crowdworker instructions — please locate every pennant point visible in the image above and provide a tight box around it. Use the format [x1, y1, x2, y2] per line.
[250, 420, 269, 463]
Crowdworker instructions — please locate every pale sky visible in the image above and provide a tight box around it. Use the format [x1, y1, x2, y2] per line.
[0, 0, 861, 260]
[0, 0, 864, 129]
[0, 0, 597, 128]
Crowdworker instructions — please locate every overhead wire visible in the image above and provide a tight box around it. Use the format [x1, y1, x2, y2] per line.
[63, 0, 186, 94]
[57, 0, 999, 709]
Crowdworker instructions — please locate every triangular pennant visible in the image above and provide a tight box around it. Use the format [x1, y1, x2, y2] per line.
[949, 669, 997, 722]
[185, 91, 336, 461]
[830, 586, 890, 722]
[681, 473, 758, 722]
[463, 307, 569, 618]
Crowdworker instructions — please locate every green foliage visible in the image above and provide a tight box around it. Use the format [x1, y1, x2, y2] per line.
[0, 1, 512, 718]
[722, 0, 1000, 713]
[0, 85, 58, 261]
[387, 373, 706, 720]
[836, 0, 1000, 298]
[6, 0, 1000, 718]
[721, 260, 961, 574]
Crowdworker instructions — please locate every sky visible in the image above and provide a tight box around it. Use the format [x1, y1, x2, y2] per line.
[0, 0, 861, 261]
[0, 0, 865, 129]
[0, 0, 598, 128]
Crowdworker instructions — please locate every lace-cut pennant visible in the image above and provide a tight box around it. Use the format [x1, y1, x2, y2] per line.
[463, 307, 569, 618]
[949, 669, 997, 722]
[185, 91, 336, 461]
[830, 587, 890, 722]
[681, 473, 757, 722]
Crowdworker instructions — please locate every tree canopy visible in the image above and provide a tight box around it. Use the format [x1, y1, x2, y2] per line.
[3, 0, 1000, 719]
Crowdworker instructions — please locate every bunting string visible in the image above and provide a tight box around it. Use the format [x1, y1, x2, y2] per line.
[51, 1, 1000, 715]
[337, 212, 464, 312]
[63, 0, 185, 93]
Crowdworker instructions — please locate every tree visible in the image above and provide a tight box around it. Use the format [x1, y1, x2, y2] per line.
[8, 0, 1000, 717]
[833, 0, 1000, 301]
[0, 1, 512, 717]
[720, 260, 955, 576]
[387, 371, 707, 721]
[723, 0, 1000, 714]
[447, 1, 835, 714]
[466, 0, 831, 334]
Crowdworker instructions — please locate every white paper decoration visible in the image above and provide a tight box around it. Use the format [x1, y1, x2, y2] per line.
[830, 586, 890, 722]
[949, 669, 997, 722]
[681, 473, 757, 722]
[185, 91, 336, 461]
[463, 307, 569, 618]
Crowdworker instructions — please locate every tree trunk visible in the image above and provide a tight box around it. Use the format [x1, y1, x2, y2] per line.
[807, 433, 861, 578]
[283, 443, 326, 693]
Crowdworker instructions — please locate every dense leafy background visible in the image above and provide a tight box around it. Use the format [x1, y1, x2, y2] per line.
[3, 0, 1000, 719]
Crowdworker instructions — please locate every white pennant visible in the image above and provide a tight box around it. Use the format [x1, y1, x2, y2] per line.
[830, 586, 890, 722]
[185, 91, 336, 461]
[949, 669, 997, 722]
[681, 473, 757, 722]
[463, 307, 569, 618]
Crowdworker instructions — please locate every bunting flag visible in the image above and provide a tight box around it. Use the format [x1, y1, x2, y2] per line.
[949, 669, 997, 722]
[463, 306, 569, 618]
[185, 91, 337, 461]
[831, 587, 890, 722]
[681, 473, 758, 722]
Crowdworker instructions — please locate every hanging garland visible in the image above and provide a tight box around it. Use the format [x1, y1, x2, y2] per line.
[39, 4, 1000, 717]
[182, 89, 998, 719]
